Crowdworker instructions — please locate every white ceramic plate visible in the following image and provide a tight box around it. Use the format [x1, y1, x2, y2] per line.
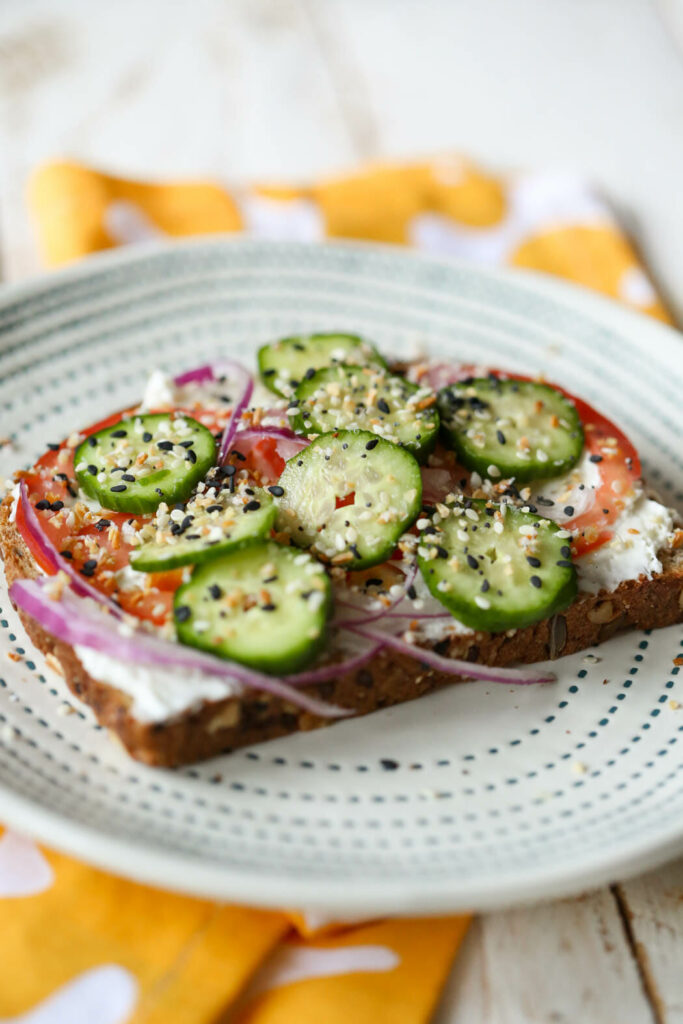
[0, 239, 682, 915]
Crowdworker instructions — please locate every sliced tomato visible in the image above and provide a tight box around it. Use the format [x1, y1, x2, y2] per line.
[244, 437, 287, 482]
[560, 395, 641, 556]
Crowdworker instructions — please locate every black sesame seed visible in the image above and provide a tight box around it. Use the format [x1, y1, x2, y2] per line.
[436, 546, 449, 559]
[561, 545, 571, 557]
[466, 554, 479, 570]
[563, 505, 575, 517]
[380, 758, 399, 771]
[342, 443, 349, 450]
[481, 579, 490, 592]
[365, 439, 379, 450]
[87, 436, 97, 447]
[50, 500, 64, 511]
[142, 432, 153, 442]
[185, 449, 197, 464]
[180, 515, 194, 530]
[526, 556, 541, 568]
[206, 504, 223, 513]
[268, 485, 284, 497]
[530, 575, 542, 588]
[263, 368, 275, 377]
[261, 603, 277, 612]
[244, 500, 261, 512]
[602, 508, 610, 515]
[95, 518, 111, 531]
[86, 464, 98, 475]
[179, 440, 194, 448]
[83, 559, 97, 571]
[208, 584, 223, 600]
[35, 499, 51, 510]
[556, 559, 574, 568]
[304, 367, 316, 380]
[110, 484, 127, 492]
[155, 487, 164, 496]
[157, 440, 174, 451]
[377, 398, 390, 414]
[111, 429, 127, 438]
[47, 442, 60, 451]
[589, 454, 603, 463]
[407, 584, 417, 600]
[122, 473, 135, 482]
[174, 606, 191, 623]
[60, 550, 73, 559]
[496, 430, 506, 445]
[223, 464, 237, 476]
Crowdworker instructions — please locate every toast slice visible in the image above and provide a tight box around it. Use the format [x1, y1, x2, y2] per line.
[3, 496, 682, 767]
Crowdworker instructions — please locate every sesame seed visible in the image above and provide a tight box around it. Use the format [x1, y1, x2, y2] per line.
[530, 575, 542, 588]
[175, 606, 191, 622]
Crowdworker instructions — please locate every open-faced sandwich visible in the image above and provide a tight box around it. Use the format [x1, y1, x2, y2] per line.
[2, 333, 682, 765]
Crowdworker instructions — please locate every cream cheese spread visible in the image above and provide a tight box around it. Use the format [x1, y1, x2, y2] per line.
[74, 645, 243, 723]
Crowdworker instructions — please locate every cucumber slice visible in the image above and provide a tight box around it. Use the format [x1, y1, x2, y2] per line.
[174, 541, 331, 674]
[291, 365, 439, 462]
[418, 498, 577, 632]
[437, 378, 583, 482]
[131, 475, 276, 571]
[275, 429, 422, 569]
[258, 332, 386, 397]
[74, 413, 216, 514]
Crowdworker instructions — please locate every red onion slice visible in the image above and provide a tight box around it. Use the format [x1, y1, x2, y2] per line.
[18, 481, 122, 616]
[216, 364, 253, 464]
[346, 623, 556, 685]
[284, 630, 382, 685]
[171, 361, 255, 466]
[173, 364, 216, 387]
[10, 578, 350, 719]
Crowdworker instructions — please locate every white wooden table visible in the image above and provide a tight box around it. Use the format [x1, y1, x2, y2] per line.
[1, 1, 682, 1020]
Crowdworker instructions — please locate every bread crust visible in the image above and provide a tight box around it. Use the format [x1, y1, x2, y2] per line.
[2, 495, 682, 766]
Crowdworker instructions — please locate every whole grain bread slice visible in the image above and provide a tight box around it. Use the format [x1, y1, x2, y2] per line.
[3, 496, 683, 767]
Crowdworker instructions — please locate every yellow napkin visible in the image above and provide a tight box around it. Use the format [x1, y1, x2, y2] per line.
[29, 156, 671, 322]
[2, 154, 669, 1023]
[0, 827, 468, 1022]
